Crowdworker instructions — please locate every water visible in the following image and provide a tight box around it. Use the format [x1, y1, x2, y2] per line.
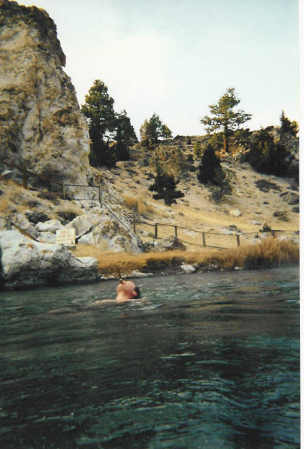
[0, 266, 299, 449]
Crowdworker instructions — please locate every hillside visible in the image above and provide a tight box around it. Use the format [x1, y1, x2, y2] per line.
[98, 144, 299, 250]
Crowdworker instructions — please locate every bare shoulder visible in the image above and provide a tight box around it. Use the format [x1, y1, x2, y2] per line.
[89, 299, 117, 307]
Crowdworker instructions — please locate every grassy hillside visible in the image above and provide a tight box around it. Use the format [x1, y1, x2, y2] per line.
[97, 141, 298, 251]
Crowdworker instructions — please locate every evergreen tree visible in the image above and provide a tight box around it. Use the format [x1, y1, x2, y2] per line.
[114, 110, 138, 161]
[197, 144, 224, 185]
[246, 118, 298, 177]
[201, 88, 251, 153]
[149, 165, 184, 206]
[81, 80, 137, 167]
[140, 114, 172, 149]
[81, 80, 116, 167]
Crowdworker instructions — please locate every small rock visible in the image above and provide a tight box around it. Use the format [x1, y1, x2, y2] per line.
[282, 192, 299, 205]
[230, 209, 242, 217]
[181, 264, 196, 274]
[129, 270, 153, 278]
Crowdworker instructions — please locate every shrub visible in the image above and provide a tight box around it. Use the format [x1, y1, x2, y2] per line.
[149, 170, 184, 206]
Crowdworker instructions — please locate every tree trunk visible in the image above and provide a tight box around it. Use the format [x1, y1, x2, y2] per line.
[223, 127, 229, 153]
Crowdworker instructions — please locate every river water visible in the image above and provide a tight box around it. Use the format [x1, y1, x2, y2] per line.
[0, 266, 299, 449]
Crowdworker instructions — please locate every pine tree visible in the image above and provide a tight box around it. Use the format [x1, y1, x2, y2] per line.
[140, 114, 172, 149]
[149, 165, 184, 206]
[201, 88, 251, 153]
[197, 145, 224, 185]
[81, 80, 116, 167]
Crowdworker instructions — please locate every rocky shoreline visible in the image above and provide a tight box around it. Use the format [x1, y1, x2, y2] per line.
[0, 228, 298, 291]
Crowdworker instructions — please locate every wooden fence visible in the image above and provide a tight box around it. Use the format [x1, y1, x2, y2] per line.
[62, 183, 298, 250]
[133, 220, 297, 249]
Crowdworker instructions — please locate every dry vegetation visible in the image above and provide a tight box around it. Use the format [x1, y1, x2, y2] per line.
[73, 237, 299, 277]
[122, 194, 154, 217]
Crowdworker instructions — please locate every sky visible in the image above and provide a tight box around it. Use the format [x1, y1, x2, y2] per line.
[19, 0, 299, 137]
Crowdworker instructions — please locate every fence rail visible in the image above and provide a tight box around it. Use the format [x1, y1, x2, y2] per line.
[62, 183, 298, 250]
[133, 220, 297, 249]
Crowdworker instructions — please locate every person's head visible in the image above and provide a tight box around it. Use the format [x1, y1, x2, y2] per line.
[116, 279, 140, 299]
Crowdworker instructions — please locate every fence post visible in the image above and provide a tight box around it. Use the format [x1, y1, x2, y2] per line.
[236, 234, 240, 247]
[133, 216, 136, 233]
[154, 223, 158, 239]
[202, 232, 206, 247]
[98, 185, 102, 206]
[174, 226, 178, 239]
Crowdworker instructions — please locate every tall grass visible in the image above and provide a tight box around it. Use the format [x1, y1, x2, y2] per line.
[122, 194, 154, 216]
[73, 238, 298, 277]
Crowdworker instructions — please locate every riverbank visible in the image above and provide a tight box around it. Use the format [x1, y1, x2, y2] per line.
[73, 237, 299, 279]
[0, 235, 298, 291]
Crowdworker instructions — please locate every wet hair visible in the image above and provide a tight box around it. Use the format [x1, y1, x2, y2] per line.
[133, 286, 141, 299]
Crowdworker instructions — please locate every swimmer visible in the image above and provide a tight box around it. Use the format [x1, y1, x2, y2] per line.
[91, 279, 141, 306]
[48, 279, 142, 314]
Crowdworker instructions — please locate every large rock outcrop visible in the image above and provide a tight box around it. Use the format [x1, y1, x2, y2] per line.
[0, 230, 100, 289]
[0, 0, 90, 188]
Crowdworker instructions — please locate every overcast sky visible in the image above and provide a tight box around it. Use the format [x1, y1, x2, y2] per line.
[20, 0, 299, 137]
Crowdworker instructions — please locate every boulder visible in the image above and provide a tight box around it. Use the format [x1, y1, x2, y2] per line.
[36, 219, 63, 233]
[66, 210, 142, 253]
[153, 237, 186, 252]
[11, 213, 39, 240]
[0, 230, 100, 289]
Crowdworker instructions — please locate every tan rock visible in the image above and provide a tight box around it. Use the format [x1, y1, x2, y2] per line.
[0, 1, 90, 187]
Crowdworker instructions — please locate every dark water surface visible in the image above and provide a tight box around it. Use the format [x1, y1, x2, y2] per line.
[0, 266, 299, 449]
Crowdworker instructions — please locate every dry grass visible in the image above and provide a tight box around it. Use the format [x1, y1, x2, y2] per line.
[0, 197, 10, 214]
[122, 194, 154, 217]
[73, 238, 299, 277]
[204, 237, 299, 269]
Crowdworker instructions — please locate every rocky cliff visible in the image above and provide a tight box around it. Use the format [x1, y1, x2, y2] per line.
[0, 0, 90, 188]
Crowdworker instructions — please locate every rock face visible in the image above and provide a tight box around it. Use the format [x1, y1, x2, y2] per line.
[0, 0, 90, 188]
[0, 230, 100, 289]
[66, 210, 142, 253]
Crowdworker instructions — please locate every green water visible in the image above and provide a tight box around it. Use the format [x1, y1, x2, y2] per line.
[0, 266, 299, 449]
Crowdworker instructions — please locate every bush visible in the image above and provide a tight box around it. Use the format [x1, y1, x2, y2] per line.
[149, 171, 184, 206]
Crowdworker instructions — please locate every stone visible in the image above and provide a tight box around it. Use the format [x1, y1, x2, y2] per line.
[0, 1, 90, 188]
[181, 263, 196, 274]
[281, 192, 299, 205]
[66, 210, 142, 253]
[26, 211, 49, 224]
[153, 237, 186, 252]
[38, 232, 56, 244]
[11, 213, 39, 239]
[0, 230, 100, 289]
[229, 209, 242, 217]
[36, 219, 63, 233]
